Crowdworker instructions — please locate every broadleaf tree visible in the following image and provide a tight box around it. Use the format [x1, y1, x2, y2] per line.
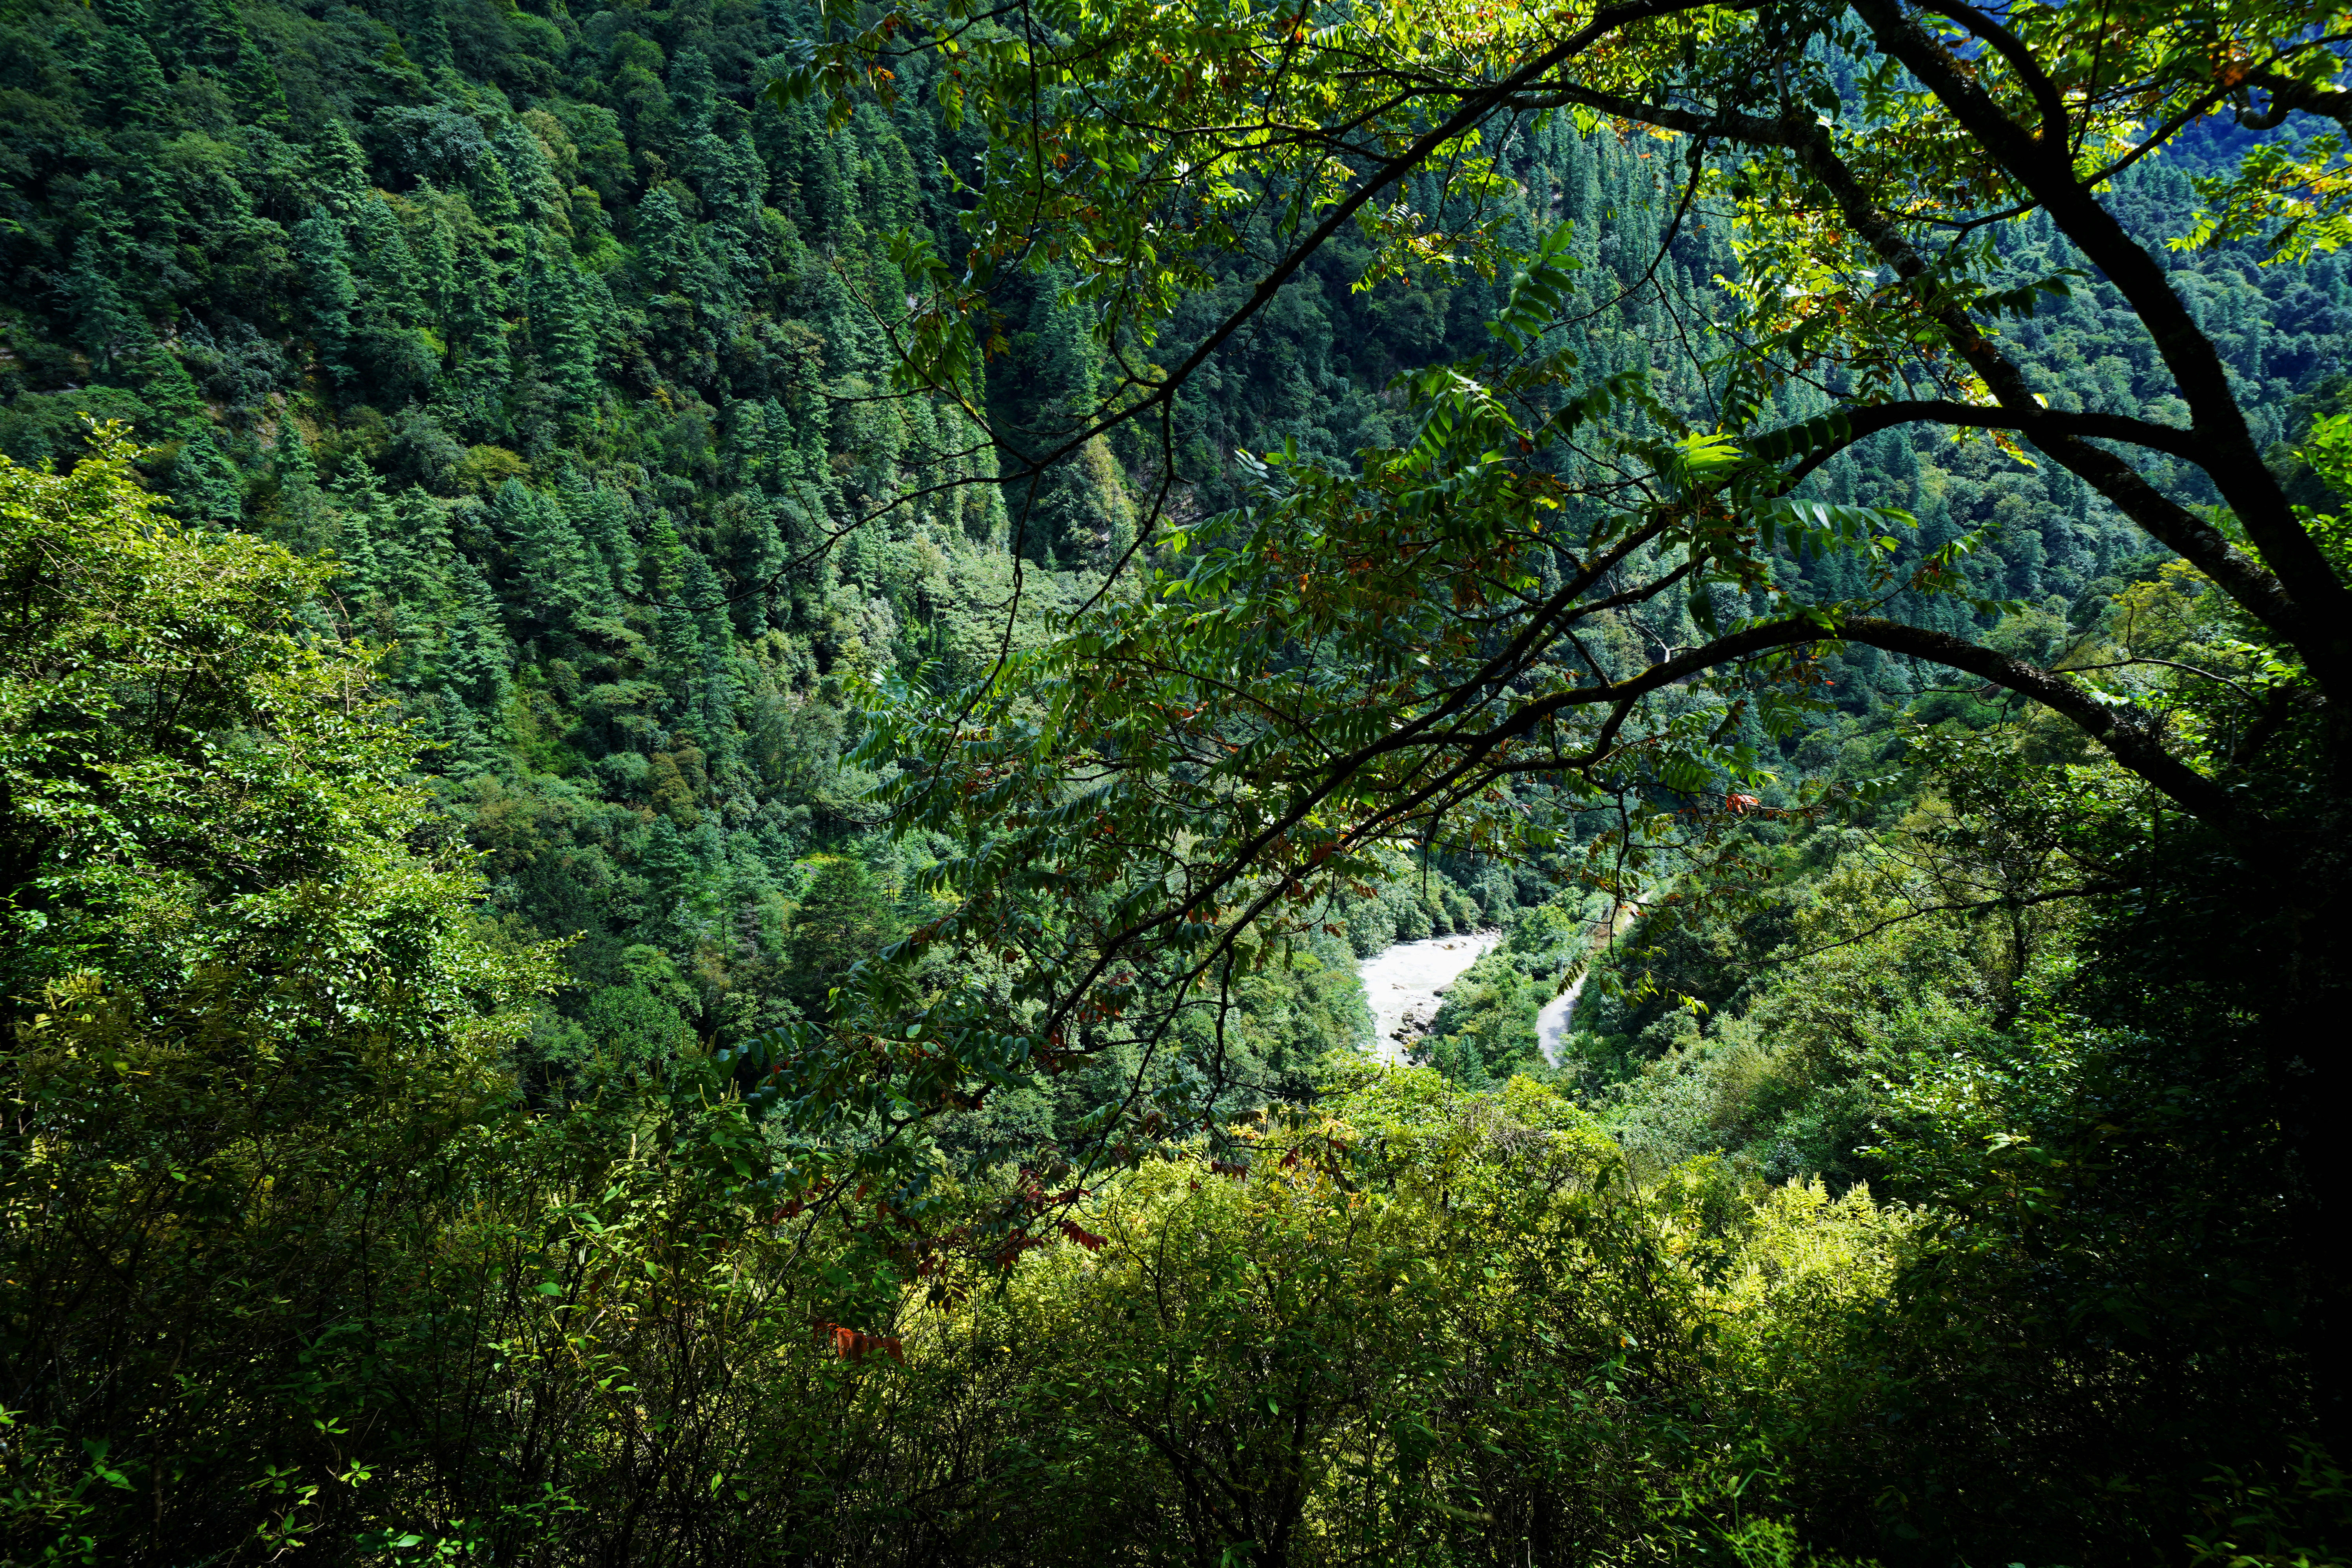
[746, 0, 2352, 1411]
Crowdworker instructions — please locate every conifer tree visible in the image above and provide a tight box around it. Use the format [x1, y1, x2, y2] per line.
[445, 220, 514, 432]
[171, 430, 243, 526]
[446, 220, 510, 331]
[93, 26, 169, 129]
[493, 123, 568, 229]
[326, 463, 392, 603]
[853, 104, 920, 230]
[1013, 268, 1125, 567]
[277, 423, 316, 491]
[354, 194, 424, 325]
[498, 477, 597, 633]
[443, 554, 513, 717]
[311, 123, 374, 220]
[449, 330, 511, 439]
[381, 483, 451, 595]
[641, 817, 699, 916]
[647, 515, 704, 715]
[292, 209, 360, 389]
[635, 186, 695, 293]
[579, 479, 639, 594]
[271, 424, 331, 557]
[702, 134, 771, 290]
[729, 401, 772, 489]
[419, 695, 506, 781]
[683, 550, 738, 729]
[165, 0, 218, 74]
[62, 236, 143, 381]
[222, 20, 286, 123]
[401, 0, 453, 74]
[472, 151, 523, 235]
[93, 0, 153, 42]
[785, 858, 897, 1014]
[524, 236, 602, 425]
[122, 341, 208, 442]
[669, 49, 720, 139]
[414, 192, 460, 328]
[171, 0, 284, 119]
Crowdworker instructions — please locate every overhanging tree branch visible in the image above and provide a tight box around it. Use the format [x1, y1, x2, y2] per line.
[1847, 0, 2352, 698]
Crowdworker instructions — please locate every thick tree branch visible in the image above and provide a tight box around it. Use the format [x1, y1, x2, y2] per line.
[1846, 0, 2352, 697]
[1913, 0, 2069, 142]
[1834, 617, 2237, 823]
[1451, 613, 2239, 824]
[1544, 52, 2348, 704]
[2243, 68, 2352, 132]
[1753, 398, 2203, 473]
[1771, 882, 2124, 964]
[1533, 85, 2323, 668]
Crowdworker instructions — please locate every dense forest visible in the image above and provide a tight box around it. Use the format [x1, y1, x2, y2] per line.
[2, 0, 2348, 1560]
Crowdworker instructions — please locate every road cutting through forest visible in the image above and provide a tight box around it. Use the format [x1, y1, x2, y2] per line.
[1537, 902, 1641, 1067]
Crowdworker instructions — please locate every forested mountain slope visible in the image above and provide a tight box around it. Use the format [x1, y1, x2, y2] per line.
[2, 0, 2350, 1560]
[0, 0, 1771, 1074]
[5, 0, 2338, 1078]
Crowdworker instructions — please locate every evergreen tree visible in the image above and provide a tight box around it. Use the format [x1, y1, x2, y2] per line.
[311, 122, 375, 220]
[524, 236, 602, 425]
[122, 341, 208, 442]
[271, 424, 332, 557]
[93, 0, 154, 43]
[221, 19, 287, 122]
[172, 0, 284, 118]
[417, 692, 506, 780]
[414, 191, 460, 327]
[641, 816, 699, 916]
[354, 193, 424, 325]
[405, 0, 454, 75]
[443, 207, 514, 432]
[381, 483, 452, 595]
[647, 514, 703, 715]
[635, 186, 695, 292]
[449, 328, 512, 439]
[278, 423, 317, 490]
[785, 858, 898, 1014]
[93, 26, 169, 129]
[443, 554, 513, 717]
[171, 430, 243, 526]
[472, 151, 523, 234]
[576, 477, 639, 595]
[703, 134, 771, 290]
[62, 235, 143, 380]
[326, 463, 393, 602]
[493, 123, 568, 229]
[683, 549, 739, 735]
[292, 209, 361, 388]
[670, 49, 720, 140]
[498, 477, 597, 633]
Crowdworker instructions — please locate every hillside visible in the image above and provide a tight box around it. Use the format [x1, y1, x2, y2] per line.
[2, 0, 2349, 1560]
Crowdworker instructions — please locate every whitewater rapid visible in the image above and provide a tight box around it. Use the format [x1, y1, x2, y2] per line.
[1356, 930, 1502, 1064]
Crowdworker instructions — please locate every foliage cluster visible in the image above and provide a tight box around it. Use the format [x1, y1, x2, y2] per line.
[4, 0, 2352, 1560]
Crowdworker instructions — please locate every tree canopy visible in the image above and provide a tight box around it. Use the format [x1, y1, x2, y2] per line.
[3, 0, 2350, 1555]
[752, 0, 2352, 1424]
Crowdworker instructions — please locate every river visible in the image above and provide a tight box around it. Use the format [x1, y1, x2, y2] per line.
[1359, 903, 1632, 1067]
[1356, 929, 1502, 1063]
